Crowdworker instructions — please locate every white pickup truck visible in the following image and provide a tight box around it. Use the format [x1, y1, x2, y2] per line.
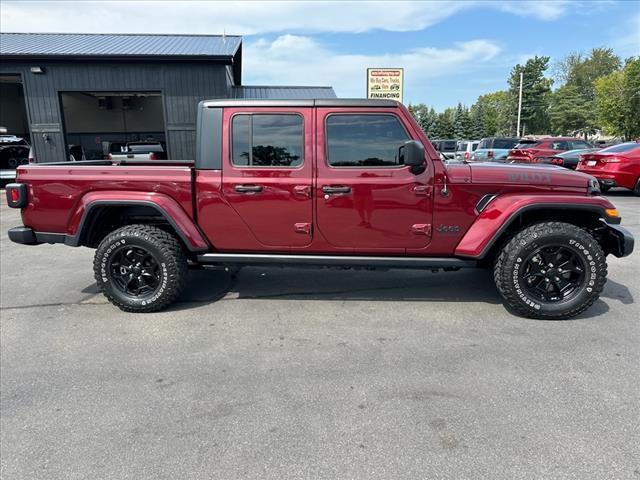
[107, 141, 167, 161]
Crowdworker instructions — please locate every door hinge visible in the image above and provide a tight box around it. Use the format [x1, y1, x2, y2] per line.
[411, 224, 432, 235]
[413, 185, 432, 197]
[294, 222, 312, 235]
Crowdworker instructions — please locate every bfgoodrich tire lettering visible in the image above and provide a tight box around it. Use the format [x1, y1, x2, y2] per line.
[93, 224, 187, 312]
[494, 221, 607, 319]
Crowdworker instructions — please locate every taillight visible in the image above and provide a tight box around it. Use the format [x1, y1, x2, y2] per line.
[149, 152, 157, 160]
[602, 156, 621, 163]
[552, 157, 564, 165]
[464, 152, 469, 160]
[487, 150, 494, 158]
[6, 183, 27, 208]
[107, 153, 113, 160]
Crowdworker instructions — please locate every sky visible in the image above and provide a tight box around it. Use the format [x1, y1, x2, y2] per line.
[1, 0, 639, 110]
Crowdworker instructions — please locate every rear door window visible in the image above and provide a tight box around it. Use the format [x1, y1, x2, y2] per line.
[326, 114, 409, 167]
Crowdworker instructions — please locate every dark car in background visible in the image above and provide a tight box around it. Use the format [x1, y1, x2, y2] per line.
[432, 139, 457, 160]
[472, 137, 520, 162]
[507, 138, 593, 164]
[535, 148, 600, 170]
[0, 135, 30, 180]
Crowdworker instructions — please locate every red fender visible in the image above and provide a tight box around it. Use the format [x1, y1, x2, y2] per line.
[455, 194, 618, 258]
[68, 190, 210, 251]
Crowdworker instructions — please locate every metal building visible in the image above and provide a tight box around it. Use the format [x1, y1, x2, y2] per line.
[0, 33, 336, 163]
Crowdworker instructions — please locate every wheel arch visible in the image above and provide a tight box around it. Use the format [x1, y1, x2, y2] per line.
[67, 198, 209, 253]
[457, 200, 621, 263]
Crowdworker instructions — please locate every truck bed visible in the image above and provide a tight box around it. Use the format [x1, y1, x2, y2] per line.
[16, 161, 195, 235]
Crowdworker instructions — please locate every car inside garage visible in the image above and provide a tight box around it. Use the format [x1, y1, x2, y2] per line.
[0, 74, 30, 176]
[60, 91, 166, 160]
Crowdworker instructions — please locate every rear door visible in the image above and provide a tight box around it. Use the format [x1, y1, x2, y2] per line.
[221, 107, 313, 248]
[315, 108, 434, 252]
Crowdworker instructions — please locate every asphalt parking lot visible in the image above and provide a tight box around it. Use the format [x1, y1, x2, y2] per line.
[1, 191, 639, 480]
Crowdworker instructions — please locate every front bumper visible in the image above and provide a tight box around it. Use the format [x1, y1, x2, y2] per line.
[602, 223, 635, 258]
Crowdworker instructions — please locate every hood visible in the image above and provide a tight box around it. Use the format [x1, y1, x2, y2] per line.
[466, 162, 593, 189]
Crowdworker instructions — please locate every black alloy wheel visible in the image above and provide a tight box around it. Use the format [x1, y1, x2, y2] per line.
[110, 246, 162, 298]
[520, 245, 586, 303]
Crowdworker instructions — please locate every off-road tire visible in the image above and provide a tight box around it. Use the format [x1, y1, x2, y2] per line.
[94, 224, 188, 312]
[494, 221, 607, 320]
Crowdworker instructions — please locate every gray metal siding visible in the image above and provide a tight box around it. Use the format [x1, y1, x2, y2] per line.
[0, 61, 231, 162]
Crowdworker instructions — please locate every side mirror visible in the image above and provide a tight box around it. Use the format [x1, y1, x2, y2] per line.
[400, 140, 425, 166]
[400, 140, 426, 174]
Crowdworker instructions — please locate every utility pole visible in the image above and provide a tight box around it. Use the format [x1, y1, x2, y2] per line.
[516, 71, 523, 138]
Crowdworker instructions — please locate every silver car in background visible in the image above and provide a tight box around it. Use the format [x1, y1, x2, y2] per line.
[455, 140, 479, 162]
[472, 137, 520, 162]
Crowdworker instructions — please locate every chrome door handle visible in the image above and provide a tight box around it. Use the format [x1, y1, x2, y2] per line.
[234, 185, 263, 193]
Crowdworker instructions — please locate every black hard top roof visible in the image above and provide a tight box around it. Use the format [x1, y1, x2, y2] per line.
[200, 98, 400, 108]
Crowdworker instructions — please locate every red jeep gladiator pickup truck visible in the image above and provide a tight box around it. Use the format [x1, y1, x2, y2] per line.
[6, 99, 634, 319]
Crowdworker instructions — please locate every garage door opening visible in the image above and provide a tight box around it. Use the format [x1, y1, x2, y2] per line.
[0, 74, 30, 176]
[60, 91, 166, 160]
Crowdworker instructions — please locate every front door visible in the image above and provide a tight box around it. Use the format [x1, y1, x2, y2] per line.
[222, 107, 313, 248]
[315, 109, 434, 251]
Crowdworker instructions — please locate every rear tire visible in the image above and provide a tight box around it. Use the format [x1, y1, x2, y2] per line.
[633, 178, 640, 196]
[494, 222, 607, 319]
[94, 224, 188, 312]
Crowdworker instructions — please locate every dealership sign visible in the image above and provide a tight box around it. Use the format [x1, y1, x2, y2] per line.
[366, 68, 404, 103]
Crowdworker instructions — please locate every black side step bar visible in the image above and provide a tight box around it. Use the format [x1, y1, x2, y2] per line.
[196, 253, 477, 269]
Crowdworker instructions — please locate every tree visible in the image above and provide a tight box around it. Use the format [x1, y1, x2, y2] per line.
[508, 56, 553, 134]
[549, 85, 594, 136]
[473, 90, 512, 135]
[566, 48, 622, 100]
[549, 48, 623, 134]
[434, 108, 455, 139]
[595, 57, 640, 139]
[469, 103, 486, 139]
[453, 103, 469, 139]
[408, 103, 438, 137]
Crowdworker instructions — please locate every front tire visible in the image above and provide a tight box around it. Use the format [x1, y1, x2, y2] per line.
[494, 222, 607, 319]
[94, 225, 188, 312]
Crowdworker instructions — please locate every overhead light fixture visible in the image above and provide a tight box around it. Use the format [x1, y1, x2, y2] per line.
[30, 66, 45, 74]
